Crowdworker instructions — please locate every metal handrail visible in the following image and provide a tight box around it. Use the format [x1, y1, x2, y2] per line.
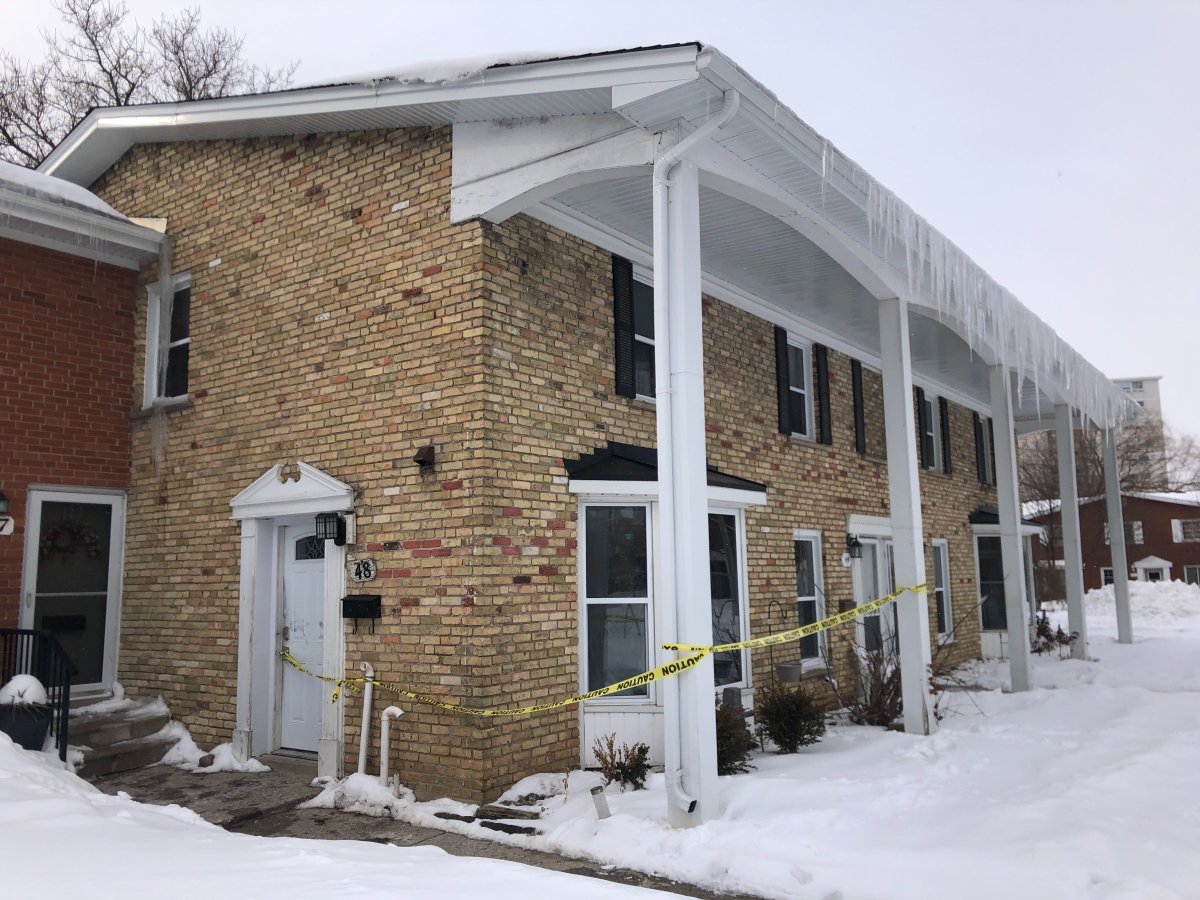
[0, 628, 78, 762]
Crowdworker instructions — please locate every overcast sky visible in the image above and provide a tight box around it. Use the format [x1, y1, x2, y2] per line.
[6, 1, 1197, 434]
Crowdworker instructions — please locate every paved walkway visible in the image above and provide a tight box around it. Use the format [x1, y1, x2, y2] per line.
[91, 757, 757, 899]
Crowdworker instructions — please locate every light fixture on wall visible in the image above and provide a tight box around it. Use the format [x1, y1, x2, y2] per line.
[0, 492, 11, 538]
[413, 444, 436, 473]
[315, 512, 347, 546]
[846, 534, 863, 560]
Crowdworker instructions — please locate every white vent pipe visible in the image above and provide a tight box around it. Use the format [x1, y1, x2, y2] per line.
[356, 661, 374, 774]
[379, 705, 404, 788]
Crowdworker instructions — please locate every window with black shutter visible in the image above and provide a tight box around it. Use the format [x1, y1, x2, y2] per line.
[774, 327, 817, 441]
[612, 256, 655, 399]
[851, 360, 866, 455]
[814, 344, 832, 445]
[915, 388, 944, 471]
[973, 411, 996, 485]
[938, 396, 952, 475]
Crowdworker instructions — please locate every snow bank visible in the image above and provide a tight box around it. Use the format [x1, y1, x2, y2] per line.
[301, 771, 415, 817]
[1084, 579, 1200, 628]
[334, 582, 1200, 899]
[157, 721, 270, 774]
[0, 733, 660, 899]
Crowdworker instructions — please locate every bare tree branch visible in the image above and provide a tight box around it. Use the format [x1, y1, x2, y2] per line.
[0, 0, 298, 166]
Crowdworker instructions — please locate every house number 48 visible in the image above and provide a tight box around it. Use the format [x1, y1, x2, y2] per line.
[351, 559, 377, 583]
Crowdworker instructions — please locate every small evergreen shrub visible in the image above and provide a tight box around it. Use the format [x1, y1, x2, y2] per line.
[592, 733, 651, 790]
[756, 684, 826, 753]
[715, 701, 756, 775]
[1033, 610, 1078, 657]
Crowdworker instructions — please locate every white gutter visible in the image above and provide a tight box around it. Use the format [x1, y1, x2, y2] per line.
[652, 89, 739, 823]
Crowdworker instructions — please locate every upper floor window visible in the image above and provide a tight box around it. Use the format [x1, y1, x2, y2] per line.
[973, 412, 995, 485]
[916, 388, 951, 473]
[773, 328, 817, 440]
[612, 256, 657, 400]
[1105, 521, 1144, 545]
[631, 277, 655, 399]
[1172, 519, 1200, 543]
[145, 275, 191, 405]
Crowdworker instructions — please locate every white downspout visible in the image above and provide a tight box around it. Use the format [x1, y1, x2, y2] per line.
[652, 90, 740, 824]
[378, 705, 403, 791]
[356, 661, 375, 774]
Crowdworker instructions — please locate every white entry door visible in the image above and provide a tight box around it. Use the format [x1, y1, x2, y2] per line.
[20, 490, 125, 692]
[279, 526, 325, 752]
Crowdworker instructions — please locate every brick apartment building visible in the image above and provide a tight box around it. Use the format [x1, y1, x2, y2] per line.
[28, 45, 1133, 812]
[1032, 492, 1200, 591]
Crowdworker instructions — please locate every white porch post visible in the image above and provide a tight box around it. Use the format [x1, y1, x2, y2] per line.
[654, 157, 719, 827]
[990, 366, 1033, 691]
[1103, 430, 1134, 643]
[1055, 405, 1088, 659]
[878, 297, 935, 735]
[232, 518, 258, 761]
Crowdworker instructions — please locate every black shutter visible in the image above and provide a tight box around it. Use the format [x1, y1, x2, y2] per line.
[612, 255, 635, 398]
[915, 386, 928, 468]
[774, 326, 790, 435]
[973, 411, 987, 483]
[938, 396, 952, 474]
[815, 344, 832, 445]
[988, 418, 997, 485]
[851, 359, 866, 455]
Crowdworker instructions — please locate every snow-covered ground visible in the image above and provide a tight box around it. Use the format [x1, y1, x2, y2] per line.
[317, 581, 1200, 900]
[0, 741, 661, 897]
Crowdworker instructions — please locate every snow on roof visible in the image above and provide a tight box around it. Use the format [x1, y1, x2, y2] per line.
[1024, 491, 1200, 519]
[0, 159, 128, 222]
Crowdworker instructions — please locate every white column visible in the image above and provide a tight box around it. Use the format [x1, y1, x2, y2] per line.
[654, 158, 719, 826]
[1103, 430, 1134, 643]
[990, 366, 1033, 691]
[1055, 405, 1088, 659]
[878, 297, 935, 735]
[233, 518, 258, 761]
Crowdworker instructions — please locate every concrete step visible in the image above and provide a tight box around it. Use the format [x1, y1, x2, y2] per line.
[77, 733, 179, 780]
[71, 704, 170, 748]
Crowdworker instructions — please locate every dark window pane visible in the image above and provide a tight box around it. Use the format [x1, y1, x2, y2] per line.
[797, 598, 818, 659]
[795, 540, 815, 596]
[709, 514, 741, 686]
[169, 288, 190, 343]
[863, 615, 882, 653]
[935, 589, 947, 633]
[787, 344, 806, 390]
[295, 535, 325, 560]
[977, 536, 1007, 630]
[585, 506, 647, 598]
[631, 280, 654, 339]
[586, 603, 647, 696]
[788, 389, 807, 436]
[165, 343, 189, 397]
[634, 341, 655, 397]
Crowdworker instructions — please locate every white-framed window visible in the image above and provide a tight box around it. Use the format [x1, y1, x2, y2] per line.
[920, 392, 941, 470]
[1173, 519, 1200, 543]
[931, 539, 952, 642]
[793, 530, 825, 663]
[1101, 567, 1115, 586]
[1105, 521, 1144, 545]
[1184, 565, 1200, 586]
[710, 511, 749, 687]
[144, 273, 191, 406]
[785, 337, 815, 440]
[580, 503, 653, 700]
[631, 275, 655, 400]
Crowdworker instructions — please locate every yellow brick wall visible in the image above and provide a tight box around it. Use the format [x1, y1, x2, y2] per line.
[92, 127, 998, 802]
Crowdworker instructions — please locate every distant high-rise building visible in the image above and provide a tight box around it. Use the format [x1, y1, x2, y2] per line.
[1113, 376, 1163, 420]
[1114, 376, 1167, 488]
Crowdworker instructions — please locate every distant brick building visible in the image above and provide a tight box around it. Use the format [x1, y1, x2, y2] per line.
[1031, 492, 1200, 591]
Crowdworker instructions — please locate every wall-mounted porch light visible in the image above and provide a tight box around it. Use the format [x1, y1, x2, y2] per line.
[0, 492, 12, 538]
[846, 534, 863, 560]
[315, 512, 347, 546]
[0, 492, 8, 516]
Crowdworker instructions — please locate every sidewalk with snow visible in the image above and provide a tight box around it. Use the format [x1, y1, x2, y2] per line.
[308, 581, 1200, 899]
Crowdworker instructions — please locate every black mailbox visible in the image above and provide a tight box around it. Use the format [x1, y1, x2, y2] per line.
[342, 594, 382, 633]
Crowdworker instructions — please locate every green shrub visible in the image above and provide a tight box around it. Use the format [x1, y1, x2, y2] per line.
[756, 683, 826, 753]
[715, 701, 756, 775]
[592, 733, 651, 790]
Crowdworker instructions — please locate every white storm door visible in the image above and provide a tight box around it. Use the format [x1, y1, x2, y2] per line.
[20, 490, 125, 692]
[855, 539, 899, 659]
[278, 526, 325, 752]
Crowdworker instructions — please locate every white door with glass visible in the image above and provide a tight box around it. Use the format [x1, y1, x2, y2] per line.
[855, 538, 898, 658]
[278, 526, 325, 752]
[20, 490, 125, 692]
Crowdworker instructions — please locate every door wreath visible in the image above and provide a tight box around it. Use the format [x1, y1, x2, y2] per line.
[39, 520, 102, 560]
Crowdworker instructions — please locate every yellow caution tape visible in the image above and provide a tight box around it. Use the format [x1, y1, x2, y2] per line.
[661, 583, 927, 653]
[280, 583, 924, 717]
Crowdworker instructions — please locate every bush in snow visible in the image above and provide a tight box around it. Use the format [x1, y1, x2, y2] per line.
[755, 683, 825, 753]
[845, 650, 902, 728]
[1033, 610, 1077, 658]
[715, 701, 756, 775]
[592, 733, 650, 791]
[0, 674, 49, 706]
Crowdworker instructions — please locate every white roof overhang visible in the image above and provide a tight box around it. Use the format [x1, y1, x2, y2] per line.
[38, 43, 1132, 427]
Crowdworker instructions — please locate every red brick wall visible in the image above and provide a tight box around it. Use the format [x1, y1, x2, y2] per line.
[0, 236, 136, 625]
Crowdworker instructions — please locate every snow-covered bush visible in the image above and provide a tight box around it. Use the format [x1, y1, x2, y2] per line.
[755, 683, 825, 753]
[0, 674, 49, 706]
[715, 701, 756, 775]
[591, 733, 650, 790]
